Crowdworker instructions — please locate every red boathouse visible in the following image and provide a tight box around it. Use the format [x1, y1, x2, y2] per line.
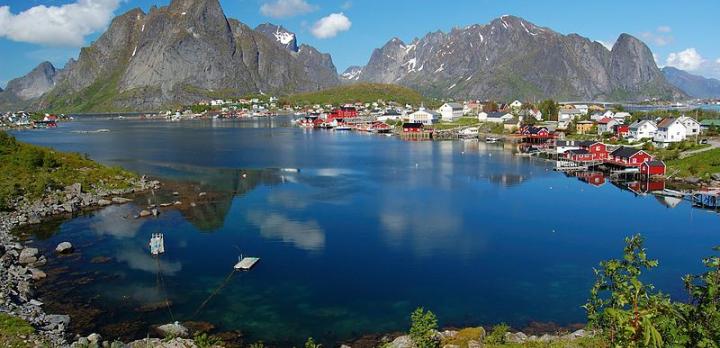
[640, 160, 666, 176]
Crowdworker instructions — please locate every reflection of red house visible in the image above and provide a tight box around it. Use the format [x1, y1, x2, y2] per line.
[628, 180, 666, 194]
[328, 106, 358, 121]
[640, 160, 666, 176]
[578, 171, 606, 187]
[614, 124, 629, 138]
[609, 147, 653, 167]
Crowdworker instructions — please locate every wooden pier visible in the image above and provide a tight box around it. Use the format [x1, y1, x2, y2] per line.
[234, 257, 260, 271]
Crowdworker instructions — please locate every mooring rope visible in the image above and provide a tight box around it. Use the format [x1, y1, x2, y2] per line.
[191, 269, 239, 319]
[155, 255, 177, 323]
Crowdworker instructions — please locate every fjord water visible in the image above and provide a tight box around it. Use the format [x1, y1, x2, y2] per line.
[12, 118, 719, 344]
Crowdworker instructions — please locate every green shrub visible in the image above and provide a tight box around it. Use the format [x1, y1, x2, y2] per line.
[443, 327, 485, 347]
[484, 323, 509, 344]
[410, 307, 439, 348]
[304, 337, 321, 348]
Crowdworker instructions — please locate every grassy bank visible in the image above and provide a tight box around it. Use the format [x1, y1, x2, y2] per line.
[666, 148, 720, 178]
[0, 131, 137, 210]
[0, 313, 36, 348]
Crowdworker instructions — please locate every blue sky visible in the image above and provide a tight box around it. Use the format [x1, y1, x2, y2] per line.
[2, 0, 720, 88]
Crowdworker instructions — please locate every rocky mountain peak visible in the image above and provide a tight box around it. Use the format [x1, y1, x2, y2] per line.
[255, 23, 298, 52]
[341, 66, 364, 81]
[3, 61, 58, 100]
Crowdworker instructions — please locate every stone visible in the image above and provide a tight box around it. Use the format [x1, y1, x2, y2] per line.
[88, 333, 102, 345]
[90, 256, 113, 264]
[29, 299, 44, 306]
[155, 322, 189, 338]
[66, 183, 82, 195]
[570, 329, 586, 338]
[112, 197, 133, 204]
[172, 192, 179, 196]
[44, 314, 70, 330]
[538, 334, 557, 342]
[505, 332, 527, 343]
[98, 199, 112, 206]
[139, 210, 152, 218]
[685, 176, 701, 184]
[19, 248, 39, 265]
[712, 173, 720, 181]
[389, 335, 414, 348]
[467, 340, 482, 348]
[29, 268, 47, 280]
[198, 192, 207, 197]
[55, 242, 74, 254]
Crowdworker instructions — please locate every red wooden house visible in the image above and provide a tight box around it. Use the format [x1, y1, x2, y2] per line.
[566, 149, 594, 162]
[608, 147, 653, 167]
[328, 106, 358, 121]
[577, 141, 608, 160]
[402, 122, 424, 133]
[640, 160, 666, 176]
[614, 124, 630, 138]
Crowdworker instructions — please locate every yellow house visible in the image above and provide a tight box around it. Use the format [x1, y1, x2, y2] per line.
[576, 120, 594, 134]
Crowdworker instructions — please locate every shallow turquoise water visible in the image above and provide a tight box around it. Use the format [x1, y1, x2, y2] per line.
[11, 118, 720, 345]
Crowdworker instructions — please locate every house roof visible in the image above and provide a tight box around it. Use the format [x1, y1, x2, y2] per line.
[597, 117, 614, 124]
[643, 160, 666, 167]
[657, 117, 677, 128]
[629, 120, 656, 130]
[486, 111, 511, 118]
[610, 146, 642, 158]
[444, 102, 463, 110]
[568, 149, 590, 155]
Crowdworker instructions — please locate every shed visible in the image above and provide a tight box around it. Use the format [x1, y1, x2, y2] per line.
[640, 160, 666, 176]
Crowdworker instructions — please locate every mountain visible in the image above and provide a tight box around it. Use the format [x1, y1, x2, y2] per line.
[340, 66, 364, 82]
[0, 61, 59, 109]
[662, 67, 720, 98]
[7, 0, 338, 112]
[285, 83, 424, 106]
[255, 23, 299, 52]
[355, 15, 684, 102]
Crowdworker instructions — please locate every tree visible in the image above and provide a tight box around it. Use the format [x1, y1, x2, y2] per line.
[409, 307, 439, 348]
[483, 101, 498, 113]
[538, 99, 559, 121]
[680, 246, 720, 346]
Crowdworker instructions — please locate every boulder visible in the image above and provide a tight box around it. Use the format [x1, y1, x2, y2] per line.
[98, 199, 112, 206]
[139, 210, 152, 218]
[87, 333, 102, 345]
[19, 248, 39, 265]
[389, 335, 414, 348]
[44, 314, 70, 330]
[467, 340, 482, 348]
[685, 176, 701, 184]
[538, 334, 557, 342]
[155, 322, 189, 338]
[29, 268, 47, 280]
[112, 197, 133, 204]
[712, 173, 720, 181]
[198, 192, 207, 197]
[505, 332, 527, 343]
[55, 242, 74, 254]
[66, 183, 82, 195]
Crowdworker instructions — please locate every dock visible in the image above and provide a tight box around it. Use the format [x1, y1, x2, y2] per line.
[234, 257, 260, 271]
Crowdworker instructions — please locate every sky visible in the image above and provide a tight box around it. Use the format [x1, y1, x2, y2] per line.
[1, 0, 720, 89]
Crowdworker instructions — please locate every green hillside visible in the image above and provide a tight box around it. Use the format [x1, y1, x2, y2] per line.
[282, 83, 426, 106]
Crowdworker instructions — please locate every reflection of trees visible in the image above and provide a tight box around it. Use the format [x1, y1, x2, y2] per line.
[161, 167, 287, 232]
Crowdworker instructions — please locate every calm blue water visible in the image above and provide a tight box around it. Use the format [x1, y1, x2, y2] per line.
[11, 118, 720, 344]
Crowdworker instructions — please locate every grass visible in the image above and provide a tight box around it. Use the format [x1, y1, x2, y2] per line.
[483, 336, 607, 347]
[0, 131, 137, 210]
[282, 83, 426, 106]
[433, 117, 480, 130]
[0, 313, 36, 348]
[667, 148, 720, 178]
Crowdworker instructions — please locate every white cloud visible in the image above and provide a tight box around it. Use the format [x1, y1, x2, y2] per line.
[641, 31, 673, 46]
[717, 58, 720, 64]
[260, 0, 316, 18]
[0, 0, 121, 47]
[666, 48, 705, 71]
[657, 25, 672, 33]
[311, 12, 351, 39]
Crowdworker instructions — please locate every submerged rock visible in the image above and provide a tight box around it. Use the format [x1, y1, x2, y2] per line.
[98, 199, 112, 206]
[55, 242, 74, 254]
[112, 197, 133, 204]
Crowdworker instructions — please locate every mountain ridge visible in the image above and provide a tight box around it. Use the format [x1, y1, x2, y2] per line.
[662, 66, 720, 98]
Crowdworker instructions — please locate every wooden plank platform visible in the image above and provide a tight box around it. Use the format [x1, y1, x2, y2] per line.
[234, 257, 260, 271]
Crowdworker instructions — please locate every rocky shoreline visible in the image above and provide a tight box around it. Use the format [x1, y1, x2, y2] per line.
[0, 176, 160, 347]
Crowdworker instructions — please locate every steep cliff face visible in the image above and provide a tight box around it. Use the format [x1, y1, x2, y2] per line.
[357, 16, 684, 101]
[255, 23, 299, 52]
[0, 61, 59, 109]
[663, 67, 720, 98]
[29, 0, 338, 112]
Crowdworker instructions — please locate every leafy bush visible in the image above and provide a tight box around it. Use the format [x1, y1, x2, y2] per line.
[410, 307, 439, 348]
[304, 337, 322, 348]
[484, 323, 509, 344]
[442, 327, 485, 347]
[193, 332, 221, 348]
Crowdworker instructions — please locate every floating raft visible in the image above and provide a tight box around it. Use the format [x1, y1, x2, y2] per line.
[234, 257, 260, 271]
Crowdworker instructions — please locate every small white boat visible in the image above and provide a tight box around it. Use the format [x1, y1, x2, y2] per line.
[335, 125, 352, 131]
[485, 136, 502, 143]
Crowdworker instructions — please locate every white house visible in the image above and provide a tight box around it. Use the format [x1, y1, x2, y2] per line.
[558, 108, 585, 122]
[590, 113, 606, 122]
[603, 110, 616, 119]
[654, 118, 687, 143]
[597, 117, 619, 135]
[438, 103, 464, 121]
[677, 116, 701, 137]
[509, 100, 523, 110]
[478, 111, 514, 123]
[612, 112, 631, 123]
[573, 105, 589, 115]
[409, 108, 440, 125]
[628, 120, 658, 142]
